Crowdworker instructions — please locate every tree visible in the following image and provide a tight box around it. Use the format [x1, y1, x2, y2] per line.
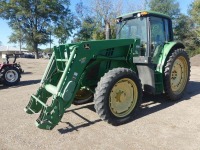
[174, 14, 199, 53]
[174, 14, 193, 41]
[126, 0, 149, 12]
[149, 0, 180, 19]
[190, 0, 200, 38]
[187, 0, 200, 56]
[75, 0, 123, 41]
[9, 29, 25, 52]
[91, 0, 121, 39]
[0, 0, 77, 58]
[74, 16, 96, 41]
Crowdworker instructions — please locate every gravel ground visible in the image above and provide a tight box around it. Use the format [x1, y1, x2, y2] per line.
[0, 57, 200, 150]
[190, 54, 200, 66]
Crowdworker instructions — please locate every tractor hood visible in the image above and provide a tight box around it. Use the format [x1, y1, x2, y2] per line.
[72, 39, 137, 50]
[57, 38, 140, 60]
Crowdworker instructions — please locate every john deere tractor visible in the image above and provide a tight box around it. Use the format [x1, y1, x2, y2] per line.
[25, 11, 190, 130]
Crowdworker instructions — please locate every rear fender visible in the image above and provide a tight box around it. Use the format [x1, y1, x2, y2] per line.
[156, 41, 185, 73]
[0, 65, 11, 70]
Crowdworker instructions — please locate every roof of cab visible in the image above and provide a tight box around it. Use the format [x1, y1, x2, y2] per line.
[117, 10, 171, 19]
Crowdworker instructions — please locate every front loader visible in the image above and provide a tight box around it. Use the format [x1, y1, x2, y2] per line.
[25, 11, 190, 130]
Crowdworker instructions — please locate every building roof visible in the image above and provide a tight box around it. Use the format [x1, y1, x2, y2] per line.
[0, 46, 28, 52]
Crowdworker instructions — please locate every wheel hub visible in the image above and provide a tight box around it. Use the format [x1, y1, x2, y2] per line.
[5, 70, 18, 82]
[109, 78, 138, 117]
[115, 90, 126, 102]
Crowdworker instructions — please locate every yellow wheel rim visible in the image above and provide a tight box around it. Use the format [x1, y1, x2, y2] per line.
[109, 78, 138, 117]
[75, 89, 92, 100]
[170, 56, 188, 95]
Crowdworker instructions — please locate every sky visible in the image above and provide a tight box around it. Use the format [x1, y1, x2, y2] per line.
[0, 0, 193, 49]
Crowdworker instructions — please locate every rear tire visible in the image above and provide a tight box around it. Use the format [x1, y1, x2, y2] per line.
[2, 67, 20, 86]
[164, 49, 190, 100]
[94, 68, 142, 125]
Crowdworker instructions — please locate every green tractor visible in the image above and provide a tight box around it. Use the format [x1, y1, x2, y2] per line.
[25, 11, 190, 130]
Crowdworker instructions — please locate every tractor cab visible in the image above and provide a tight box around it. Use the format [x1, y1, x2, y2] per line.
[116, 11, 173, 64]
[116, 11, 175, 94]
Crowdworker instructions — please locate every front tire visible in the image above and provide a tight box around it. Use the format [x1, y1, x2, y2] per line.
[94, 68, 142, 125]
[2, 67, 20, 86]
[73, 88, 93, 105]
[164, 49, 190, 100]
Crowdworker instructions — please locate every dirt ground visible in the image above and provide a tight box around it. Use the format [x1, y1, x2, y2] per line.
[0, 55, 200, 150]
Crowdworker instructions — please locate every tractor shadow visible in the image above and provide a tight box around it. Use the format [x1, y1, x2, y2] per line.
[58, 104, 101, 134]
[19, 79, 40, 86]
[22, 71, 33, 75]
[0, 79, 40, 89]
[57, 81, 200, 134]
[133, 80, 200, 121]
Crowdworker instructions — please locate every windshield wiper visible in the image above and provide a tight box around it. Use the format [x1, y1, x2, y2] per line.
[117, 20, 128, 35]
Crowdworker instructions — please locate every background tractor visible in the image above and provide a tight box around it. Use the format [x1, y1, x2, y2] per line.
[0, 54, 23, 86]
[25, 11, 190, 130]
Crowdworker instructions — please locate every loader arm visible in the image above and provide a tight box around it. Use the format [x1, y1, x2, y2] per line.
[24, 39, 138, 130]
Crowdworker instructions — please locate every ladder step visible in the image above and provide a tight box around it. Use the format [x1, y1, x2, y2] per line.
[24, 107, 36, 114]
[57, 70, 64, 73]
[56, 59, 68, 61]
[31, 95, 47, 108]
[45, 84, 57, 95]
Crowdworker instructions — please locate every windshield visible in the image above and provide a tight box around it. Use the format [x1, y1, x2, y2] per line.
[116, 17, 147, 44]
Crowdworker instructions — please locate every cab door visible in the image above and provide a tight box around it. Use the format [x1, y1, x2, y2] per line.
[150, 17, 170, 64]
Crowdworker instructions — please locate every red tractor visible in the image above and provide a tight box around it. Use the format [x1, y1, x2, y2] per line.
[0, 54, 23, 86]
